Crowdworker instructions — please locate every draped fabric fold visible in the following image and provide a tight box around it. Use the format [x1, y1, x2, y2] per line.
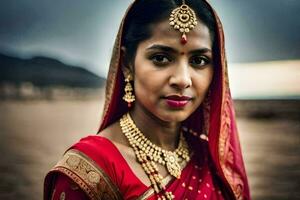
[45, 0, 250, 199]
[97, 0, 250, 199]
[44, 148, 123, 200]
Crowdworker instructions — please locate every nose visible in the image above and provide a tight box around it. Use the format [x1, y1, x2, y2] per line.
[169, 63, 192, 89]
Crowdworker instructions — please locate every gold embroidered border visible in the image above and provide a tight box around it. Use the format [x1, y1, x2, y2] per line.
[100, 2, 135, 129]
[212, 6, 245, 199]
[98, 0, 245, 199]
[219, 82, 245, 200]
[51, 149, 122, 200]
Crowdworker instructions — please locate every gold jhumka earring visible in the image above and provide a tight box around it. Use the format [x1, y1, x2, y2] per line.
[122, 74, 135, 107]
[169, 0, 197, 45]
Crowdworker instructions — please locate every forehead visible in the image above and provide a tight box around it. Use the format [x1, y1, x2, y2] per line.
[142, 19, 212, 50]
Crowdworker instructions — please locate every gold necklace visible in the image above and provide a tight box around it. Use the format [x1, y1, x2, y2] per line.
[120, 113, 190, 200]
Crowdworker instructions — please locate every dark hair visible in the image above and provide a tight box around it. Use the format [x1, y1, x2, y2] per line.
[122, 0, 217, 64]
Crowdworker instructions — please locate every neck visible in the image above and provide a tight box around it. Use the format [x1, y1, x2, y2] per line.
[129, 103, 181, 151]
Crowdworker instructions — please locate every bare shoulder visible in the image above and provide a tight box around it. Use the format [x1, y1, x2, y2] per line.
[100, 120, 130, 149]
[99, 120, 152, 187]
[100, 120, 137, 164]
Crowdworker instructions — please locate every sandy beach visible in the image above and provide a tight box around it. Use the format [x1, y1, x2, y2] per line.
[0, 100, 299, 200]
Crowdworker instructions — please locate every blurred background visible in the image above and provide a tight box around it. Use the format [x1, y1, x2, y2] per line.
[0, 0, 299, 199]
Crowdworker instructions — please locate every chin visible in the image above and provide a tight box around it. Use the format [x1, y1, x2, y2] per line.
[158, 110, 191, 123]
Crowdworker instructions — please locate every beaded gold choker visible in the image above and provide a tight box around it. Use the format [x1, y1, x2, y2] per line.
[120, 113, 190, 200]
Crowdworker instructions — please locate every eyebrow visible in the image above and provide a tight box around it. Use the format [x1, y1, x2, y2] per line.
[146, 44, 212, 55]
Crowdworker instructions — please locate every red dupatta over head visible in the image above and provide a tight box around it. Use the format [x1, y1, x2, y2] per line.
[98, 1, 251, 199]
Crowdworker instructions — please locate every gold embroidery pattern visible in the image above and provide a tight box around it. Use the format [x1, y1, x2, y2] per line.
[100, 3, 135, 129]
[51, 149, 122, 200]
[98, 1, 247, 199]
[219, 83, 245, 199]
[213, 8, 245, 199]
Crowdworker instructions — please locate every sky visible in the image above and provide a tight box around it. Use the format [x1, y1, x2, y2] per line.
[0, 0, 299, 77]
[229, 61, 300, 99]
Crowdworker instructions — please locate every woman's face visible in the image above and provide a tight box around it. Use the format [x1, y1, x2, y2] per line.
[131, 18, 214, 123]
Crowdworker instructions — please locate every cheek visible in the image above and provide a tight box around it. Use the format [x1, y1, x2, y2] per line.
[134, 75, 153, 96]
[134, 69, 165, 98]
[193, 67, 214, 98]
[133, 58, 165, 101]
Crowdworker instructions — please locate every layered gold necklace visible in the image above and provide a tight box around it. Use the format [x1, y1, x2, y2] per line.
[120, 113, 190, 200]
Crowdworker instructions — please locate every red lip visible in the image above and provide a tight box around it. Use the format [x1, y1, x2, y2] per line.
[164, 95, 192, 101]
[164, 95, 192, 108]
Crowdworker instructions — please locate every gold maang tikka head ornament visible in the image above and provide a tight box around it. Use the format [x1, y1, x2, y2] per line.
[169, 0, 197, 45]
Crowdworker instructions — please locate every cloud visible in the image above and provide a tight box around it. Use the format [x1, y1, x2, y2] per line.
[229, 60, 300, 98]
[0, 0, 299, 76]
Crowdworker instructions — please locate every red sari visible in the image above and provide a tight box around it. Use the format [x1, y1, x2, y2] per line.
[44, 0, 251, 199]
[45, 135, 226, 200]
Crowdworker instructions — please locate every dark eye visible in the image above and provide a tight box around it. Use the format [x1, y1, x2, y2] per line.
[150, 54, 172, 65]
[190, 56, 210, 68]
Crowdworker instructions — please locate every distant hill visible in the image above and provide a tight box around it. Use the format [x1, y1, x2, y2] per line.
[0, 53, 105, 88]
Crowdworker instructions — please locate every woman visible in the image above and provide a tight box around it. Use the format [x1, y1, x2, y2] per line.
[44, 0, 250, 199]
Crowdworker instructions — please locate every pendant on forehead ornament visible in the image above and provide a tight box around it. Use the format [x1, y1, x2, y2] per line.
[169, 0, 198, 45]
